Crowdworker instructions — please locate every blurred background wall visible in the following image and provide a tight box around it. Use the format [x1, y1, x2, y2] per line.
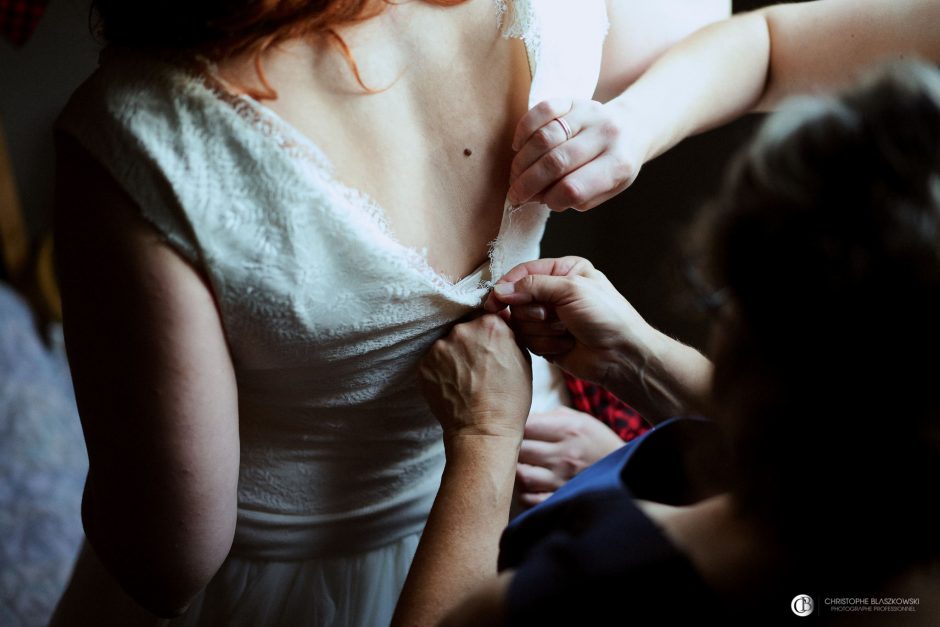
[0, 0, 98, 238]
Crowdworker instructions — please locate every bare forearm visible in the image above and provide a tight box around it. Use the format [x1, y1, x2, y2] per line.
[605, 328, 713, 424]
[607, 11, 771, 165]
[607, 0, 940, 167]
[392, 435, 520, 627]
[82, 473, 235, 617]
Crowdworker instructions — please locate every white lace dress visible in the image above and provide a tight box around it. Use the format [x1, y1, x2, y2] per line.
[55, 1, 609, 624]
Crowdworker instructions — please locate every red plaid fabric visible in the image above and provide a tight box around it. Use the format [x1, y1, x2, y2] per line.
[564, 373, 649, 443]
[0, 0, 47, 47]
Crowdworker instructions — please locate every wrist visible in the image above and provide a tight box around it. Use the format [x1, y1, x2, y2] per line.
[605, 327, 695, 423]
[605, 93, 660, 166]
[443, 430, 523, 461]
[441, 433, 522, 503]
[601, 311, 660, 389]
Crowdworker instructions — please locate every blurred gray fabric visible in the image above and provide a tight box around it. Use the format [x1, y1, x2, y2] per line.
[0, 282, 86, 627]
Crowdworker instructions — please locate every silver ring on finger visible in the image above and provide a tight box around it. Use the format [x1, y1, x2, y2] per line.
[553, 116, 572, 141]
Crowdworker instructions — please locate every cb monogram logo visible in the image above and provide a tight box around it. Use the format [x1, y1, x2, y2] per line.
[791, 595, 814, 617]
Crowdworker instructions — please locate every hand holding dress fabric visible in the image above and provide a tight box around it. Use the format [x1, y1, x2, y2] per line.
[485, 257, 713, 424]
[419, 314, 533, 445]
[507, 98, 646, 212]
[398, 314, 531, 627]
[484, 257, 644, 387]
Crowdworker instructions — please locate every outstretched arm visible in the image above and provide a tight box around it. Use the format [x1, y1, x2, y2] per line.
[613, 0, 940, 164]
[510, 0, 940, 211]
[392, 315, 531, 627]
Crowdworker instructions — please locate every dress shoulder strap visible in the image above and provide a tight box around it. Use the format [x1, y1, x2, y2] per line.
[56, 53, 208, 266]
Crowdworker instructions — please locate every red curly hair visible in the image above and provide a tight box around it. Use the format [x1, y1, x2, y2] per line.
[91, 0, 471, 96]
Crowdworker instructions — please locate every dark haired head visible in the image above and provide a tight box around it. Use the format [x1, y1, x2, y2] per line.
[697, 61, 940, 583]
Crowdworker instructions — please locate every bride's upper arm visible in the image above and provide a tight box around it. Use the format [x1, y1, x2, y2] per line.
[594, 0, 732, 102]
[54, 135, 240, 616]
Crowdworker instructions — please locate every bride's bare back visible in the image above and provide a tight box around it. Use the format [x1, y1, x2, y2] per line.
[217, 0, 529, 281]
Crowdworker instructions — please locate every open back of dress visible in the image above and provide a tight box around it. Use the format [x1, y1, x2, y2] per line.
[55, 0, 609, 624]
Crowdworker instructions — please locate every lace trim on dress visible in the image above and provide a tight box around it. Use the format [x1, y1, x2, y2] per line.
[192, 61, 394, 238]
[192, 60, 479, 294]
[496, 0, 540, 79]
[187, 0, 542, 295]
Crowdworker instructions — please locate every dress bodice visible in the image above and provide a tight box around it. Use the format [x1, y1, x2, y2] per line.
[56, 0, 610, 558]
